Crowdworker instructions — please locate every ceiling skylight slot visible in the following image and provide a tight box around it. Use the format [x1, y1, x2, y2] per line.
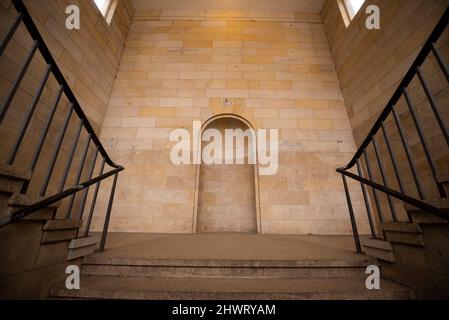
[93, 0, 117, 25]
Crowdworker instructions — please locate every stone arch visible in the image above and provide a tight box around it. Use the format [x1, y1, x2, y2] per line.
[192, 114, 262, 233]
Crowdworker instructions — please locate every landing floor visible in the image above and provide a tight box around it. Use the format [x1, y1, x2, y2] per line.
[98, 232, 367, 261]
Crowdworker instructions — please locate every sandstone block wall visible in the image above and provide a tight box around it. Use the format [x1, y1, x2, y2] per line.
[94, 9, 368, 235]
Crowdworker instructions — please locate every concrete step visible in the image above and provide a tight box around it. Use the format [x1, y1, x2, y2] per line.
[0, 164, 31, 195]
[81, 256, 378, 279]
[7, 194, 60, 221]
[383, 223, 424, 247]
[383, 223, 422, 233]
[68, 236, 100, 261]
[50, 275, 414, 300]
[361, 239, 395, 263]
[42, 219, 82, 244]
[44, 220, 83, 231]
[405, 199, 449, 224]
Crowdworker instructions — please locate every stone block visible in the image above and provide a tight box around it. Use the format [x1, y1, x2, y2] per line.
[0, 221, 44, 277]
[42, 229, 79, 244]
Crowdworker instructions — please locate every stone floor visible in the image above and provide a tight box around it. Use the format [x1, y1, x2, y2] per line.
[97, 232, 365, 260]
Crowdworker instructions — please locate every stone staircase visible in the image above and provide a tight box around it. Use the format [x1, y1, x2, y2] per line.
[50, 254, 414, 300]
[0, 164, 99, 298]
[0, 164, 99, 262]
[360, 178, 449, 298]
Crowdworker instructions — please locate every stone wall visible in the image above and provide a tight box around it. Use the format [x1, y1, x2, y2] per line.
[0, 0, 133, 130]
[322, 0, 449, 145]
[95, 9, 368, 235]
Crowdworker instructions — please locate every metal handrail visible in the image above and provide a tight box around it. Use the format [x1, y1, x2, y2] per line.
[338, 6, 449, 172]
[10, 0, 120, 169]
[0, 0, 125, 250]
[337, 6, 449, 253]
[0, 166, 123, 228]
[337, 169, 448, 221]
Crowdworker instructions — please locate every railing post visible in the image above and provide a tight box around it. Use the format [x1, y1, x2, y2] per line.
[0, 40, 39, 125]
[30, 85, 63, 172]
[341, 173, 362, 254]
[372, 138, 398, 221]
[83, 159, 105, 237]
[381, 121, 405, 194]
[356, 160, 376, 238]
[40, 106, 73, 196]
[403, 88, 446, 197]
[363, 150, 385, 224]
[391, 107, 425, 199]
[58, 120, 84, 193]
[431, 43, 449, 83]
[76, 149, 99, 220]
[7, 64, 52, 165]
[416, 67, 449, 147]
[99, 172, 119, 251]
[65, 135, 92, 219]
[0, 13, 23, 56]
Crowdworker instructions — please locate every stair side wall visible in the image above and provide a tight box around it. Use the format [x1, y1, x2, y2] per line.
[0, 219, 82, 299]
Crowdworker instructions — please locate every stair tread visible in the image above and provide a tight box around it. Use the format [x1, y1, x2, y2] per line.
[0, 164, 31, 181]
[83, 255, 377, 268]
[383, 222, 422, 233]
[8, 194, 60, 208]
[404, 198, 449, 211]
[51, 275, 412, 299]
[69, 236, 100, 249]
[44, 219, 82, 231]
[361, 239, 393, 251]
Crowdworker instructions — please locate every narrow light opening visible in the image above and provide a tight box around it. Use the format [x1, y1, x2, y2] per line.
[338, 0, 366, 27]
[345, 0, 365, 20]
[94, 0, 110, 17]
[93, 0, 117, 24]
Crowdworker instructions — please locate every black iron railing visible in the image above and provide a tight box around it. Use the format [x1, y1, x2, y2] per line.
[337, 6, 449, 253]
[0, 0, 124, 251]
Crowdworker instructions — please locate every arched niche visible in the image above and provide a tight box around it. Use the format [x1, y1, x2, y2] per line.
[192, 114, 261, 233]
